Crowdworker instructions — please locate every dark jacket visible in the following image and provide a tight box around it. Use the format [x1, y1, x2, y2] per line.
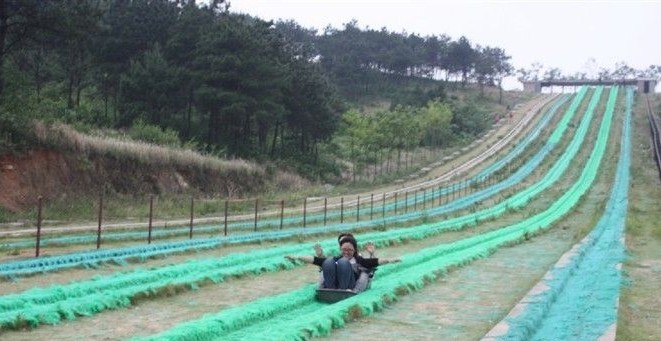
[312, 255, 379, 269]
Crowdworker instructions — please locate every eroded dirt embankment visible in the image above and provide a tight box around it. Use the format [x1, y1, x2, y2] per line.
[0, 149, 265, 213]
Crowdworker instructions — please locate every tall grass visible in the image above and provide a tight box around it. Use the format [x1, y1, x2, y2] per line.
[33, 122, 264, 176]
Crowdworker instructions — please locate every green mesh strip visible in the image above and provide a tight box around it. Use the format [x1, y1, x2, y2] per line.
[130, 86, 617, 340]
[0, 94, 578, 278]
[0, 88, 608, 332]
[1, 96, 570, 253]
[489, 86, 627, 340]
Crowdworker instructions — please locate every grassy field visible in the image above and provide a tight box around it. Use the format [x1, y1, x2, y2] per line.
[617, 94, 661, 340]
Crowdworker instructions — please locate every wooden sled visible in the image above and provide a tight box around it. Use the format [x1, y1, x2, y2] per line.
[316, 288, 357, 303]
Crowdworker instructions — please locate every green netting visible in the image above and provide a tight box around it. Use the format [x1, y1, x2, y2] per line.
[127, 86, 618, 340]
[0, 87, 615, 336]
[529, 87, 628, 340]
[529, 88, 628, 340]
[488, 86, 627, 340]
[475, 93, 572, 179]
[0, 93, 581, 278]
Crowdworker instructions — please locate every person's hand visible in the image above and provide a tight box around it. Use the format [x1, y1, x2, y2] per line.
[364, 241, 376, 257]
[314, 243, 323, 257]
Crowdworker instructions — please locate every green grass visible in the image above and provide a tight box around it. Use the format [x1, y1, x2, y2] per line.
[0, 207, 8, 224]
[617, 93, 661, 340]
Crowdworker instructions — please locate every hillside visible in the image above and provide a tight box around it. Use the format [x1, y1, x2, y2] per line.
[0, 84, 530, 221]
[0, 124, 273, 214]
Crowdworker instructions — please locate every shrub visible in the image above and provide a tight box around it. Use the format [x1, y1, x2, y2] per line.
[128, 119, 181, 147]
[273, 171, 310, 191]
[0, 207, 8, 223]
[0, 104, 38, 154]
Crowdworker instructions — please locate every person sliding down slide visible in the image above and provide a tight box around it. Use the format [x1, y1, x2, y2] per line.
[286, 234, 400, 293]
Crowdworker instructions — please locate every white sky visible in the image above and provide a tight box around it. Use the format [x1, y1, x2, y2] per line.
[229, 0, 661, 90]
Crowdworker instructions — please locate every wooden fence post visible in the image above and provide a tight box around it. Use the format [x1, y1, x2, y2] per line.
[35, 196, 43, 257]
[405, 191, 409, 213]
[147, 195, 154, 244]
[96, 193, 103, 249]
[414, 190, 417, 211]
[324, 197, 328, 225]
[254, 198, 259, 232]
[303, 197, 307, 228]
[189, 196, 194, 239]
[340, 197, 344, 223]
[280, 199, 284, 230]
[224, 200, 228, 236]
[394, 192, 398, 215]
[423, 189, 426, 210]
[370, 194, 374, 220]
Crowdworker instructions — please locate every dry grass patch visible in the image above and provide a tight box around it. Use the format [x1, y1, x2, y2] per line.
[34, 122, 264, 176]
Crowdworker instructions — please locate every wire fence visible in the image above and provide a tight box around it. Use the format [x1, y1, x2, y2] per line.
[0, 95, 563, 258]
[7, 175, 506, 258]
[646, 95, 661, 181]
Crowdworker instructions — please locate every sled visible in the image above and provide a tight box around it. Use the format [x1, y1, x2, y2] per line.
[315, 288, 357, 303]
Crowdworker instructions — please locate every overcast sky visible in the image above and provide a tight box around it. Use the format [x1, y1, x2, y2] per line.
[229, 0, 661, 90]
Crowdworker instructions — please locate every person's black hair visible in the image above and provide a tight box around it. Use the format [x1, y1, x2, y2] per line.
[338, 236, 358, 255]
[337, 232, 354, 244]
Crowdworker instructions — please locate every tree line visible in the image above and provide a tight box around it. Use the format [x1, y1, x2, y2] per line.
[517, 60, 661, 83]
[0, 0, 514, 179]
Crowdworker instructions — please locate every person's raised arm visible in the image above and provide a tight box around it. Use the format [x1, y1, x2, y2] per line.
[314, 243, 324, 257]
[364, 241, 376, 258]
[363, 241, 400, 264]
[378, 257, 401, 265]
[284, 255, 315, 263]
[285, 243, 324, 263]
